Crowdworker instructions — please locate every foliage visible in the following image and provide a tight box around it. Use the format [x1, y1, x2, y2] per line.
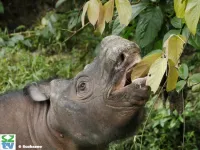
[109, 95, 200, 150]
[0, 0, 200, 149]
[0, 48, 93, 94]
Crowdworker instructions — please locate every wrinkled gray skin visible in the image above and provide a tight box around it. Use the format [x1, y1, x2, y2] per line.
[0, 36, 149, 150]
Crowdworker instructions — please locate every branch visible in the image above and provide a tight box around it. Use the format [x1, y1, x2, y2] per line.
[63, 22, 90, 43]
[131, 0, 141, 5]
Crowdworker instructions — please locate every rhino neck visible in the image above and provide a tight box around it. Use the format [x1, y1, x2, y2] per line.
[26, 100, 74, 149]
[46, 106, 107, 150]
[27, 101, 106, 150]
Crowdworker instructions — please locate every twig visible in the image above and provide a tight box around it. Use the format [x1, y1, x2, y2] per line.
[139, 82, 167, 150]
[9, 31, 35, 36]
[131, 0, 141, 5]
[63, 22, 90, 43]
[181, 90, 185, 150]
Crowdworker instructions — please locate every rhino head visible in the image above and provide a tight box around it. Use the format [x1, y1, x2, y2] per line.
[27, 35, 149, 148]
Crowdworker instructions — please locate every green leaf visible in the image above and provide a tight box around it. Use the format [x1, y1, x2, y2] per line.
[188, 24, 200, 50]
[163, 34, 186, 64]
[188, 73, 200, 86]
[0, 2, 4, 14]
[166, 59, 179, 92]
[135, 6, 163, 48]
[174, 0, 187, 18]
[11, 35, 24, 43]
[112, 18, 126, 35]
[55, 0, 67, 8]
[104, 0, 114, 23]
[171, 16, 182, 29]
[182, 26, 190, 39]
[146, 57, 167, 93]
[87, 0, 100, 26]
[176, 80, 186, 93]
[178, 63, 189, 79]
[192, 83, 200, 92]
[185, 0, 200, 35]
[115, 0, 132, 26]
[81, 2, 89, 27]
[112, 2, 148, 35]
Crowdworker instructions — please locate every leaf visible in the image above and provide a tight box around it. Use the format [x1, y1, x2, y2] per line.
[0, 1, 4, 14]
[112, 18, 126, 35]
[104, 0, 114, 23]
[112, 2, 148, 35]
[174, 0, 187, 18]
[188, 73, 200, 86]
[87, 0, 100, 26]
[131, 50, 162, 80]
[81, 2, 89, 27]
[192, 83, 200, 92]
[182, 26, 190, 39]
[96, 2, 105, 34]
[115, 0, 132, 26]
[163, 30, 181, 43]
[163, 34, 186, 64]
[171, 16, 182, 29]
[166, 59, 179, 92]
[176, 80, 186, 93]
[135, 6, 164, 48]
[146, 57, 168, 93]
[55, 0, 67, 8]
[185, 0, 200, 35]
[178, 63, 189, 79]
[188, 24, 200, 50]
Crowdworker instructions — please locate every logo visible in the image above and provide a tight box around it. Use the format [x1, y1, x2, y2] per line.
[0, 134, 16, 150]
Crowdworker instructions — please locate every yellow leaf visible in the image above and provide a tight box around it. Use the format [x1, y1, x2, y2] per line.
[87, 0, 100, 26]
[81, 2, 89, 27]
[163, 34, 186, 65]
[166, 59, 179, 92]
[185, 0, 200, 35]
[104, 0, 114, 23]
[131, 50, 162, 80]
[146, 57, 168, 93]
[96, 2, 105, 34]
[115, 0, 132, 26]
[174, 0, 187, 18]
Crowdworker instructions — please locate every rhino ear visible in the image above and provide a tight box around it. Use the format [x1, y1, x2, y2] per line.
[26, 82, 50, 101]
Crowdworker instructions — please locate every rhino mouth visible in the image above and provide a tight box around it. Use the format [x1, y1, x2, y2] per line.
[111, 60, 140, 92]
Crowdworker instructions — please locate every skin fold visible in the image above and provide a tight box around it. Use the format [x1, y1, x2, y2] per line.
[0, 35, 149, 150]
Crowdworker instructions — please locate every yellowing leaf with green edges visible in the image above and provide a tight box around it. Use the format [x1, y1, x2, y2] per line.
[185, 0, 200, 35]
[174, 0, 187, 18]
[163, 34, 186, 65]
[96, 2, 105, 34]
[146, 57, 167, 93]
[104, 0, 114, 23]
[131, 50, 162, 80]
[115, 0, 132, 26]
[166, 59, 179, 92]
[87, 0, 100, 26]
[81, 2, 89, 27]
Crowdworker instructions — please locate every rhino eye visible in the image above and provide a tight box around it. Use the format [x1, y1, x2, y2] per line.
[78, 82, 86, 91]
[76, 76, 93, 99]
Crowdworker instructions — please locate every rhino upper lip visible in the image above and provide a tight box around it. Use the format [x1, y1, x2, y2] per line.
[111, 61, 139, 92]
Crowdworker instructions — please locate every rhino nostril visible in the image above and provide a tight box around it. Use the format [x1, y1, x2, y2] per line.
[120, 53, 125, 63]
[116, 52, 127, 67]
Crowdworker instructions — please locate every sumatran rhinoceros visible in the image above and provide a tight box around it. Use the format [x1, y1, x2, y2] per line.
[0, 36, 149, 150]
